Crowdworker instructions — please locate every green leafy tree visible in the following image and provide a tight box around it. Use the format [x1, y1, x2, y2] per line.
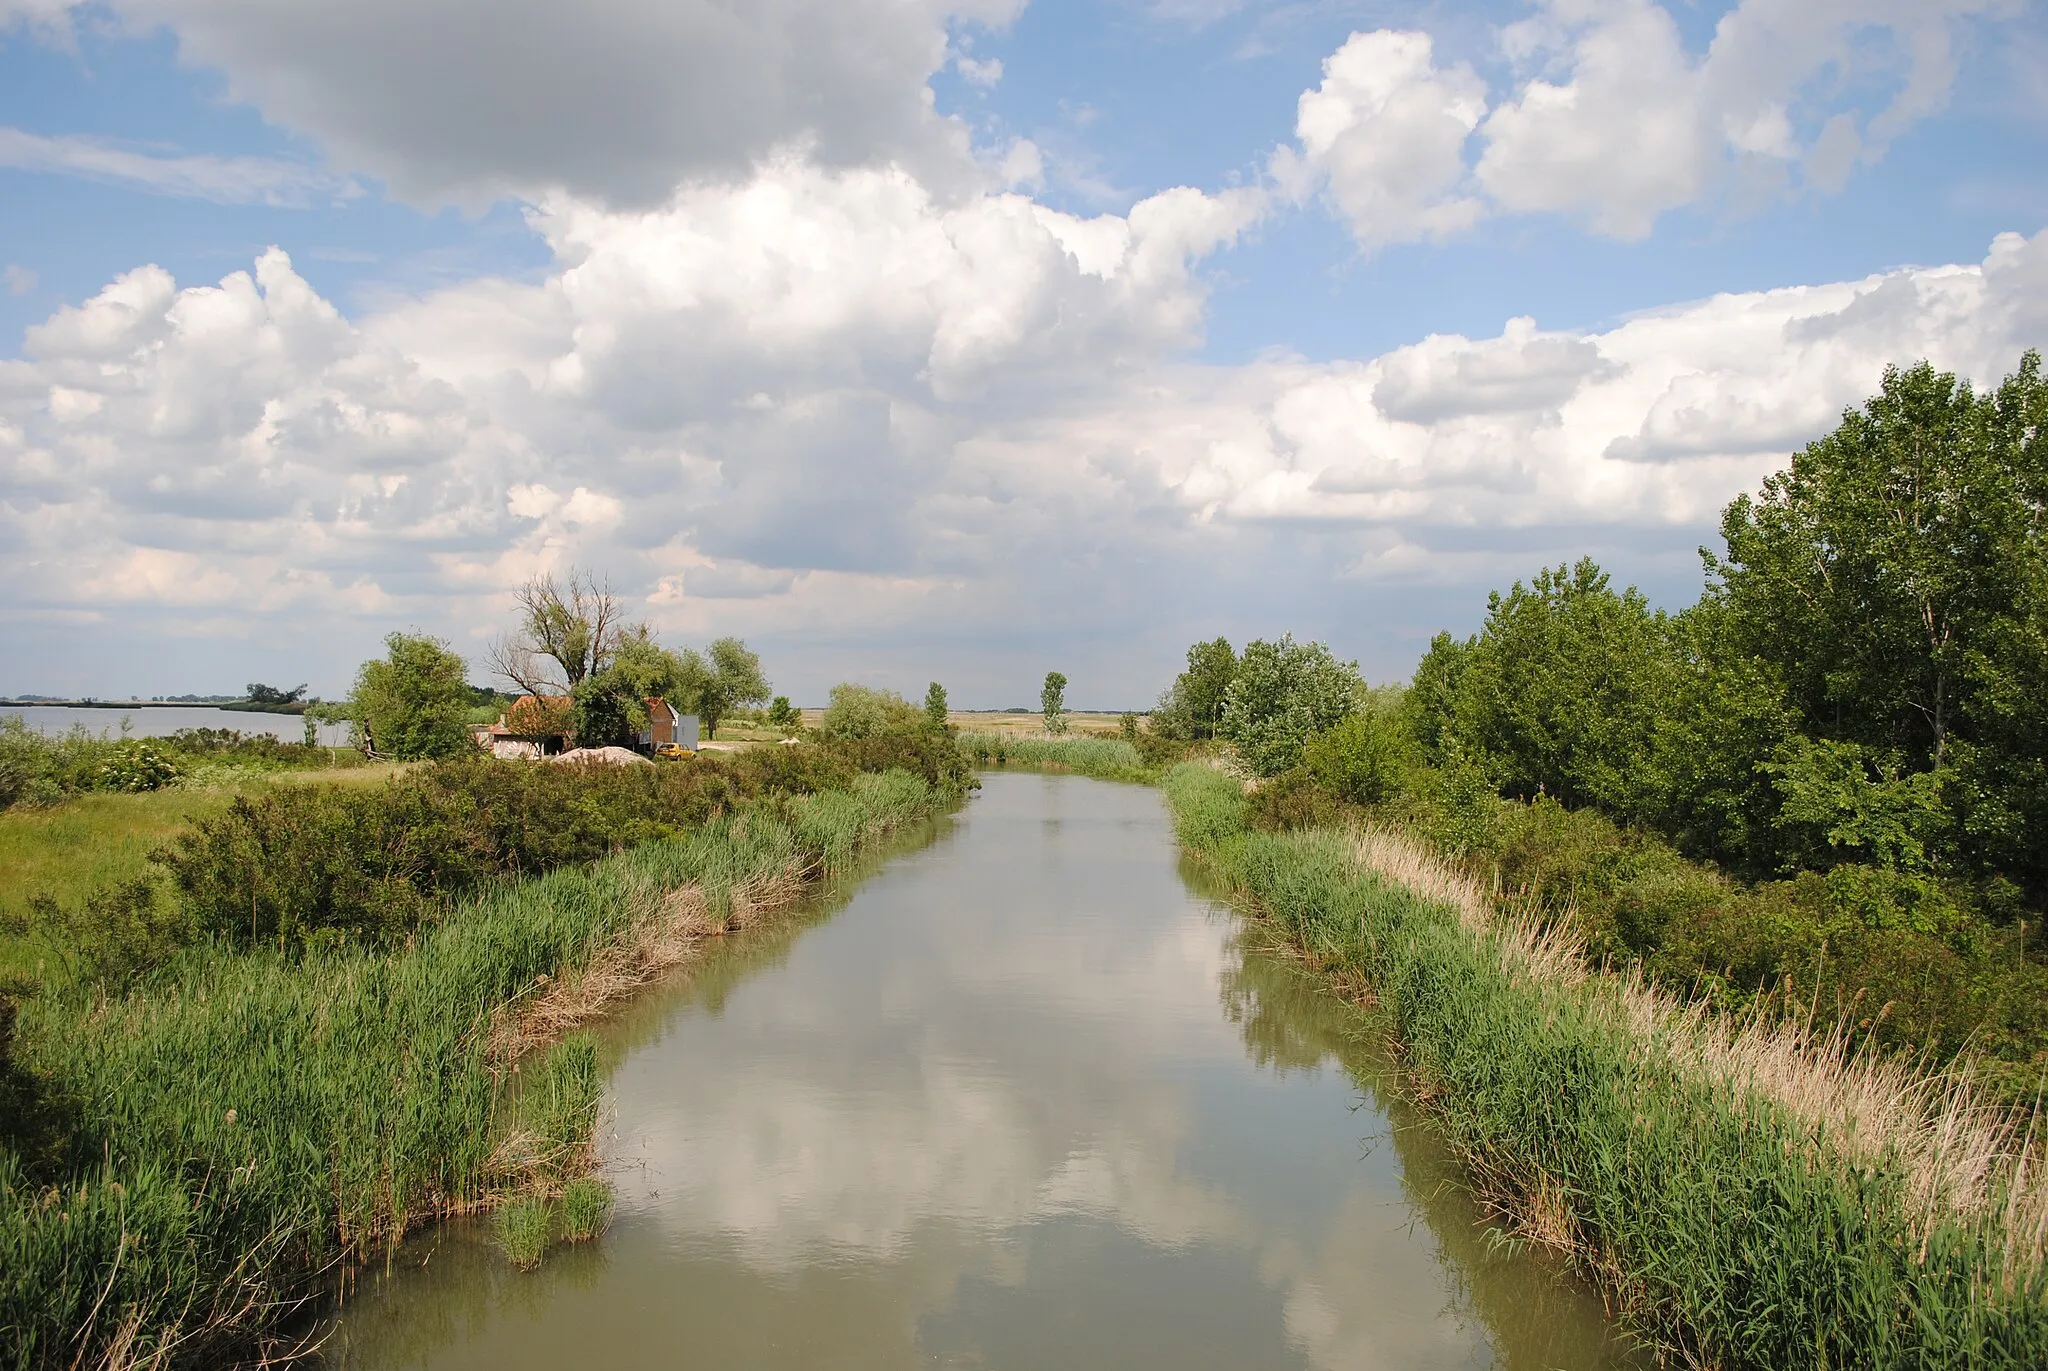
[1041, 672, 1068, 735]
[1152, 638, 1237, 740]
[698, 638, 770, 738]
[1710, 351, 2048, 890]
[923, 682, 950, 732]
[767, 696, 800, 729]
[1219, 635, 1362, 776]
[246, 682, 307, 706]
[350, 633, 475, 760]
[818, 684, 923, 740]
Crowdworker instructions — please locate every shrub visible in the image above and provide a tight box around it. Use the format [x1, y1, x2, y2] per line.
[11, 880, 190, 992]
[94, 740, 182, 793]
[1299, 712, 1415, 806]
[818, 684, 924, 741]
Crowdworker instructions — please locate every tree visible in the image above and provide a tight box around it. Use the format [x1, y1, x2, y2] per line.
[487, 569, 625, 698]
[1152, 638, 1237, 740]
[246, 682, 307, 706]
[1218, 635, 1361, 776]
[1041, 672, 1068, 735]
[1180, 639, 1237, 739]
[924, 682, 950, 733]
[698, 638, 770, 738]
[350, 633, 474, 760]
[818, 684, 923, 740]
[767, 696, 800, 729]
[1709, 352, 2048, 890]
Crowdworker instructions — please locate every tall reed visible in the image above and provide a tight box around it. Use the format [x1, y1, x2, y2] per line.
[0, 770, 945, 1369]
[956, 733, 1151, 783]
[1163, 762, 2048, 1367]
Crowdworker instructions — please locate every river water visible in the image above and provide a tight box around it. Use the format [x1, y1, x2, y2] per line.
[326, 772, 1636, 1371]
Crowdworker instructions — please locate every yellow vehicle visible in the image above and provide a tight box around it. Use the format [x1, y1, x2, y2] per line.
[654, 742, 694, 759]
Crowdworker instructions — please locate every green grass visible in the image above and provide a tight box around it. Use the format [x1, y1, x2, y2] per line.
[494, 1198, 553, 1271]
[1163, 762, 2048, 1369]
[0, 768, 949, 1369]
[560, 1178, 613, 1243]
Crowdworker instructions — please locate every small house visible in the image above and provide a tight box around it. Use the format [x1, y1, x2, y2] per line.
[638, 697, 699, 753]
[484, 694, 573, 759]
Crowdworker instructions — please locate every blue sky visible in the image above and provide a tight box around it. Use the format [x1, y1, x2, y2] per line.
[2, 0, 2045, 704]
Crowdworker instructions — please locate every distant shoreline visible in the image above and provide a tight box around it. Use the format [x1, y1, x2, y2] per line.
[0, 700, 312, 716]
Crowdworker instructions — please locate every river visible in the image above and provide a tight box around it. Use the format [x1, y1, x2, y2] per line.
[325, 772, 1636, 1370]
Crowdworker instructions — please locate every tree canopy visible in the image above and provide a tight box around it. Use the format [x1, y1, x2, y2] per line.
[350, 633, 474, 760]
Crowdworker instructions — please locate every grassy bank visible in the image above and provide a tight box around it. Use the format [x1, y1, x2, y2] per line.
[1164, 762, 2047, 1367]
[0, 760, 957, 1368]
[956, 732, 1161, 783]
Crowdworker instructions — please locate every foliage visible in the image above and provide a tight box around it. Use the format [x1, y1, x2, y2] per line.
[958, 733, 1149, 783]
[699, 638, 771, 738]
[569, 671, 639, 748]
[93, 739, 182, 793]
[350, 632, 476, 761]
[7, 879, 190, 993]
[923, 681, 950, 732]
[767, 696, 799, 729]
[156, 742, 957, 953]
[1041, 671, 1068, 735]
[245, 683, 307, 706]
[819, 683, 925, 741]
[1119, 711, 1139, 742]
[1298, 710, 1416, 807]
[1153, 637, 1238, 741]
[1218, 634, 1362, 776]
[1710, 352, 2048, 893]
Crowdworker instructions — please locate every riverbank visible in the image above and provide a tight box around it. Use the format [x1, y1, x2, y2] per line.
[0, 757, 963, 1368]
[1160, 761, 2047, 1367]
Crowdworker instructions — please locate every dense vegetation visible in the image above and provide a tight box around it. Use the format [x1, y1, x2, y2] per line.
[1165, 763, 2046, 1369]
[1149, 355, 2048, 1096]
[0, 731, 968, 1367]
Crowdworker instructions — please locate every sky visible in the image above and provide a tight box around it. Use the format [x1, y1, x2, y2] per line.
[2, 0, 2046, 708]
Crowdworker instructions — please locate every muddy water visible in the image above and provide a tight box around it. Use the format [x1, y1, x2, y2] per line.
[327, 773, 1636, 1371]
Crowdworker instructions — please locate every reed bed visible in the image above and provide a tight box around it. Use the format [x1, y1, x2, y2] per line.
[1162, 762, 2048, 1367]
[957, 733, 1152, 783]
[0, 769, 944, 1370]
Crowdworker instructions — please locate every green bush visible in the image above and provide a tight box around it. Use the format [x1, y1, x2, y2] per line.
[817, 683, 925, 741]
[10, 879, 190, 993]
[92, 740, 182, 793]
[1299, 712, 1416, 806]
[155, 741, 958, 952]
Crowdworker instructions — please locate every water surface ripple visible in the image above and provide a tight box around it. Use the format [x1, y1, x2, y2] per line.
[328, 772, 1636, 1370]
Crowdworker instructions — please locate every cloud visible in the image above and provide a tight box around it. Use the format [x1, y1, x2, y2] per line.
[1272, 30, 1486, 250]
[1283, 1, 2018, 249]
[3, 264, 35, 296]
[1, 110, 2042, 700]
[64, 0, 1025, 207]
[0, 125, 355, 205]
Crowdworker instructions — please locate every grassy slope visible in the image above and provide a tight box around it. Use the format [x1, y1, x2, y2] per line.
[1, 770, 949, 1369]
[1161, 762, 2046, 1368]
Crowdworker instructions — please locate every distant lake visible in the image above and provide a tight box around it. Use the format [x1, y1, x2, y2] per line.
[1, 704, 353, 747]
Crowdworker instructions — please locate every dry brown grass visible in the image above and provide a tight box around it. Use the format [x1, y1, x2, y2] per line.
[1343, 820, 2048, 1279]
